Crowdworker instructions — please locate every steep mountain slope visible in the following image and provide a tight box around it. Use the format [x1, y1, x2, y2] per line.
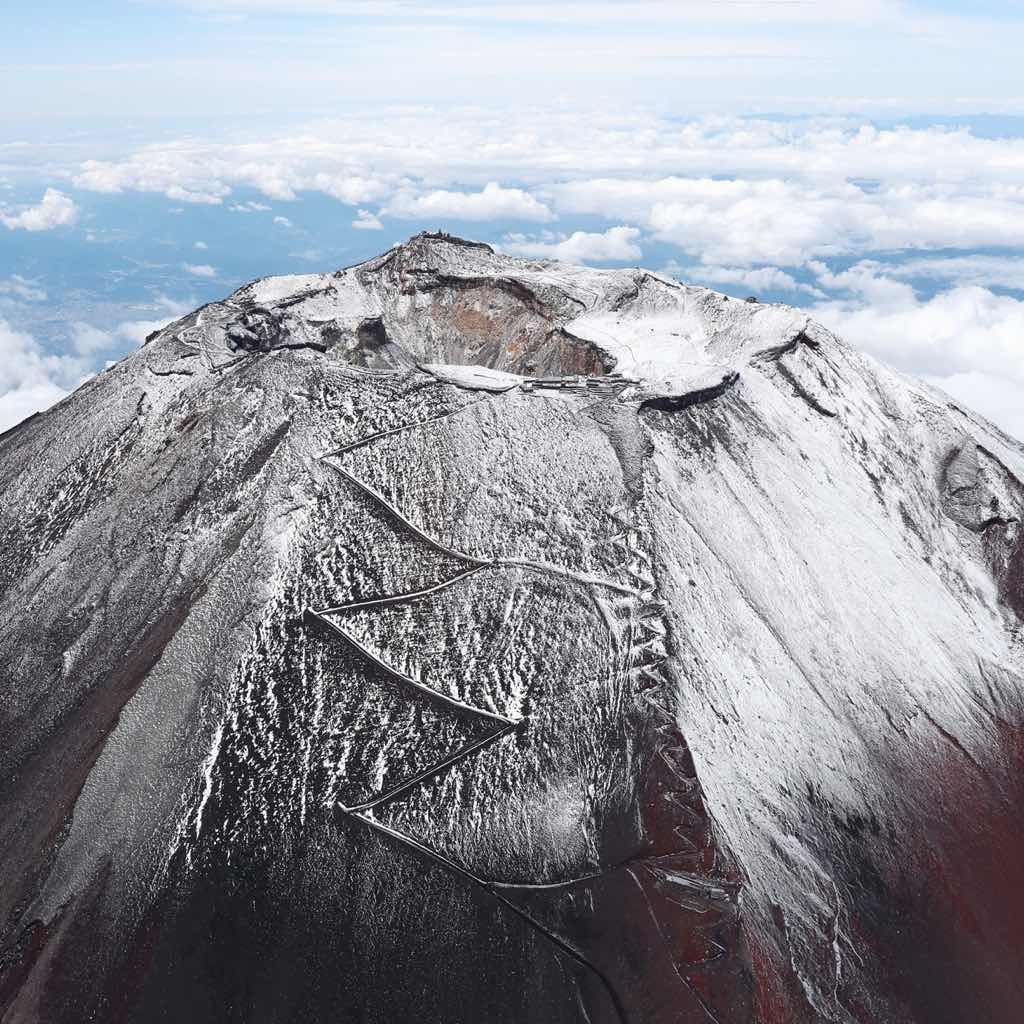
[1, 232, 1022, 1024]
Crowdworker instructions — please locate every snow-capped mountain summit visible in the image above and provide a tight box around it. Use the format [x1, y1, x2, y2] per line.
[1, 232, 1022, 1023]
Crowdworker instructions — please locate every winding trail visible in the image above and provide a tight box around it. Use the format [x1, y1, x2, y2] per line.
[338, 807, 629, 1024]
[320, 396, 500, 458]
[321, 392, 501, 459]
[309, 386, 641, 1024]
[320, 459, 640, 595]
[316, 565, 488, 615]
[320, 460, 492, 566]
[339, 722, 520, 813]
[304, 607, 517, 726]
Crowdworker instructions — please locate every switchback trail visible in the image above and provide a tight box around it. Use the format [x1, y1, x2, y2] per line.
[309, 386, 649, 1024]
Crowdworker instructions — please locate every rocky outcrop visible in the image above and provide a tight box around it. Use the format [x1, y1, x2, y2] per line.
[1, 233, 1022, 1023]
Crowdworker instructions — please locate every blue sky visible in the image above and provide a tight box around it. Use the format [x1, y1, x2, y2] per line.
[2, 0, 1024, 437]
[4, 1, 1024, 122]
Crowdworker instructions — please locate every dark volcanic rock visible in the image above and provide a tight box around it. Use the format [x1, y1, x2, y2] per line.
[1, 233, 1023, 1023]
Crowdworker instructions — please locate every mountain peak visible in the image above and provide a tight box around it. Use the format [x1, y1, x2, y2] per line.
[2, 235, 1024, 1024]
[153, 236, 815, 405]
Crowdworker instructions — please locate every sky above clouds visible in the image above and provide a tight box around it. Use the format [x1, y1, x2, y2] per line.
[4, 1, 1024, 120]
[1, 1, 1024, 438]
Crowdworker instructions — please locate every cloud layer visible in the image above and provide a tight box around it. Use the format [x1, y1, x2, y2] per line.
[383, 182, 553, 223]
[809, 262, 1024, 438]
[0, 320, 73, 431]
[184, 263, 218, 278]
[0, 275, 47, 303]
[502, 226, 642, 262]
[64, 114, 1024, 270]
[0, 313, 178, 432]
[1, 189, 78, 232]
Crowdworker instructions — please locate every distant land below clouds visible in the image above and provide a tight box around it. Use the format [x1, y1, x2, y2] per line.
[2, 108, 1024, 441]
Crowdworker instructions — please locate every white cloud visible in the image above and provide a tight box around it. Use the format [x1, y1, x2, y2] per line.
[73, 144, 390, 208]
[194, 240, 208, 249]
[0, 275, 47, 303]
[0, 313, 176, 432]
[0, 189, 78, 232]
[501, 225, 641, 263]
[814, 273, 1024, 382]
[926, 372, 1024, 442]
[305, 174, 388, 204]
[808, 262, 1024, 439]
[686, 264, 823, 297]
[273, 215, 293, 227]
[352, 209, 382, 230]
[383, 182, 553, 222]
[165, 185, 228, 204]
[0, 320, 72, 432]
[70, 322, 117, 356]
[154, 293, 194, 315]
[63, 115, 1024, 207]
[704, 264, 823, 296]
[113, 319, 175, 344]
[868, 254, 1024, 291]
[73, 317, 178, 350]
[184, 263, 218, 278]
[229, 200, 272, 212]
[74, 156, 231, 204]
[59, 114, 1024, 265]
[72, 162, 133, 193]
[549, 176, 1024, 266]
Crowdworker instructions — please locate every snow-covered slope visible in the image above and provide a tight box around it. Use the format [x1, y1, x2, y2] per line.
[1, 232, 1022, 1024]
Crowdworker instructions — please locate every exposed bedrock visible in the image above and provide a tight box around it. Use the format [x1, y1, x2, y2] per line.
[1, 233, 1023, 1023]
